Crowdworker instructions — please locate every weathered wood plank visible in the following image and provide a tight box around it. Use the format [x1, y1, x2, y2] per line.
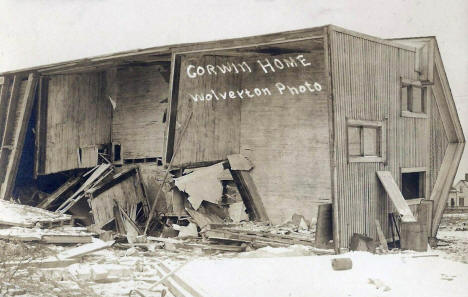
[0, 76, 11, 149]
[0, 73, 38, 200]
[227, 154, 253, 171]
[34, 76, 48, 177]
[44, 73, 111, 174]
[0, 75, 22, 183]
[376, 171, 416, 223]
[112, 64, 169, 160]
[37, 175, 81, 209]
[231, 170, 268, 221]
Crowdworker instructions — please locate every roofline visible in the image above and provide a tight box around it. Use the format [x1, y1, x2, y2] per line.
[433, 37, 466, 144]
[0, 25, 327, 76]
[0, 24, 419, 76]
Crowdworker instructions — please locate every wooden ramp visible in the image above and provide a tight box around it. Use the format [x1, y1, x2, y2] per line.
[376, 171, 417, 222]
[0, 73, 38, 200]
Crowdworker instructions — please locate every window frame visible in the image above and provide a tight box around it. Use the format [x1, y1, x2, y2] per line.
[400, 167, 428, 203]
[347, 119, 386, 163]
[400, 78, 429, 118]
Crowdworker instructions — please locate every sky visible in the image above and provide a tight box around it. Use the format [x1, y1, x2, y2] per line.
[0, 0, 467, 180]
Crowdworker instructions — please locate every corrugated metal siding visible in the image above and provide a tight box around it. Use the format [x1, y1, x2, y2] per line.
[330, 30, 430, 248]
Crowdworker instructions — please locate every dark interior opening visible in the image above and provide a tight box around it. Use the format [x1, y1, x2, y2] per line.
[401, 172, 425, 199]
[113, 143, 121, 162]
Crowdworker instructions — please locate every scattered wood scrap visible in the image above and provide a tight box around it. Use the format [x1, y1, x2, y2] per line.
[201, 225, 334, 255]
[0, 226, 93, 243]
[230, 169, 268, 222]
[36, 175, 82, 209]
[87, 166, 146, 230]
[55, 238, 115, 259]
[174, 162, 225, 210]
[56, 163, 114, 214]
[0, 199, 72, 228]
[152, 261, 205, 297]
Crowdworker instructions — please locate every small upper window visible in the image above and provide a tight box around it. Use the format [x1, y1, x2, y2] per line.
[347, 119, 386, 163]
[401, 78, 428, 118]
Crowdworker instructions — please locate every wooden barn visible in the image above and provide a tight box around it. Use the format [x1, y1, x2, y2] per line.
[0, 25, 464, 251]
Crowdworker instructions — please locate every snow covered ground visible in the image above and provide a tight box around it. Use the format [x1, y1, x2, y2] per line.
[176, 251, 468, 297]
[435, 213, 468, 264]
[2, 213, 467, 297]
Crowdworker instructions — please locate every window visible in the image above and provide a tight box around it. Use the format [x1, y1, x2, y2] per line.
[401, 78, 429, 118]
[401, 168, 426, 201]
[460, 198, 464, 207]
[347, 119, 386, 163]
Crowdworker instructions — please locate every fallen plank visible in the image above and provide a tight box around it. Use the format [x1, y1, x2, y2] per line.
[0, 227, 93, 243]
[37, 176, 81, 209]
[157, 261, 205, 297]
[154, 266, 192, 297]
[376, 171, 417, 222]
[0, 199, 72, 227]
[56, 238, 115, 259]
[230, 170, 268, 221]
[2, 257, 80, 269]
[205, 225, 316, 244]
[227, 154, 253, 171]
[203, 229, 318, 248]
[56, 163, 113, 214]
[185, 206, 223, 228]
[375, 219, 389, 252]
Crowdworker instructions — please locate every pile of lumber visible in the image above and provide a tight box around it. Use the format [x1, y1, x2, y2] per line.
[201, 224, 333, 255]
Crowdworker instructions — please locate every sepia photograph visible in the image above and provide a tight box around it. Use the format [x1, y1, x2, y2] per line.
[0, 0, 467, 296]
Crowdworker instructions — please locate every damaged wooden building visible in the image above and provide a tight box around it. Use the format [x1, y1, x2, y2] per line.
[0, 25, 464, 252]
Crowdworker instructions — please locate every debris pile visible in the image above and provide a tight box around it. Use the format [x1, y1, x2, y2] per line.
[0, 154, 336, 296]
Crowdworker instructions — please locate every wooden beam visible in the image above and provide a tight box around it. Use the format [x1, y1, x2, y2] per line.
[34, 76, 48, 177]
[36, 175, 81, 209]
[164, 53, 181, 164]
[0, 73, 38, 200]
[431, 142, 464, 236]
[0, 75, 22, 183]
[0, 76, 11, 149]
[230, 170, 269, 222]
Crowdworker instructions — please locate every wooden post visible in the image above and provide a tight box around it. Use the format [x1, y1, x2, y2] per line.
[0, 73, 38, 200]
[400, 222, 428, 252]
[143, 112, 192, 235]
[315, 203, 333, 248]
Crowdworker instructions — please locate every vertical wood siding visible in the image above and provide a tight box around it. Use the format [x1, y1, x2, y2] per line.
[173, 55, 242, 165]
[44, 73, 111, 174]
[330, 30, 430, 248]
[171, 37, 332, 225]
[112, 64, 169, 159]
